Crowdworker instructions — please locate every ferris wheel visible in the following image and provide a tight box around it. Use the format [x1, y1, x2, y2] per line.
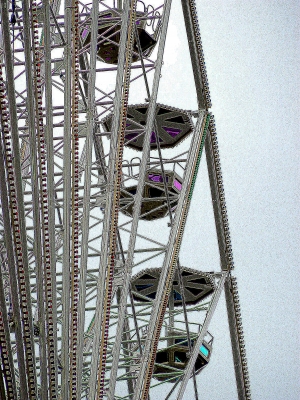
[0, 0, 251, 399]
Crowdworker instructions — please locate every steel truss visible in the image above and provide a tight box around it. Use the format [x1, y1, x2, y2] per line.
[0, 0, 251, 399]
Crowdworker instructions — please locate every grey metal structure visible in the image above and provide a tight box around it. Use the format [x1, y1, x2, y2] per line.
[0, 0, 251, 399]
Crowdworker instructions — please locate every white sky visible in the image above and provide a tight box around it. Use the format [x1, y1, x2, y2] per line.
[156, 1, 300, 399]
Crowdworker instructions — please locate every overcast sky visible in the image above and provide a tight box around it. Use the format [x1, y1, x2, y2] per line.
[155, 1, 300, 399]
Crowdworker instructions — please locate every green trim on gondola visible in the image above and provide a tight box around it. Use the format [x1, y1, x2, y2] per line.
[87, 315, 95, 333]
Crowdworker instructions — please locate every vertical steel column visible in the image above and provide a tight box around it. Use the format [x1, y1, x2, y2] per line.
[21, 2, 48, 397]
[96, 0, 138, 391]
[0, 0, 38, 396]
[107, 1, 172, 397]
[76, 0, 99, 398]
[0, 78, 28, 400]
[0, 217, 17, 400]
[43, 0, 59, 395]
[61, 0, 72, 397]
[88, 1, 132, 398]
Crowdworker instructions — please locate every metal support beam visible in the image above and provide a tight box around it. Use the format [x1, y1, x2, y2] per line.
[176, 273, 227, 399]
[76, 0, 99, 397]
[181, 0, 208, 110]
[0, 0, 37, 396]
[89, 1, 132, 398]
[21, 1, 48, 397]
[181, 1, 250, 398]
[0, 237, 17, 399]
[107, 0, 172, 397]
[0, 111, 28, 400]
[43, 0, 59, 395]
[133, 112, 210, 400]
[225, 276, 251, 400]
[61, 0, 72, 397]
[205, 126, 230, 269]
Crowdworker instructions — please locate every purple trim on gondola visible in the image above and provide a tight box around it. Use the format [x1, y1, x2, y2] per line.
[125, 133, 138, 142]
[173, 179, 182, 191]
[162, 126, 181, 137]
[148, 174, 169, 183]
[82, 28, 88, 39]
[150, 131, 163, 143]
